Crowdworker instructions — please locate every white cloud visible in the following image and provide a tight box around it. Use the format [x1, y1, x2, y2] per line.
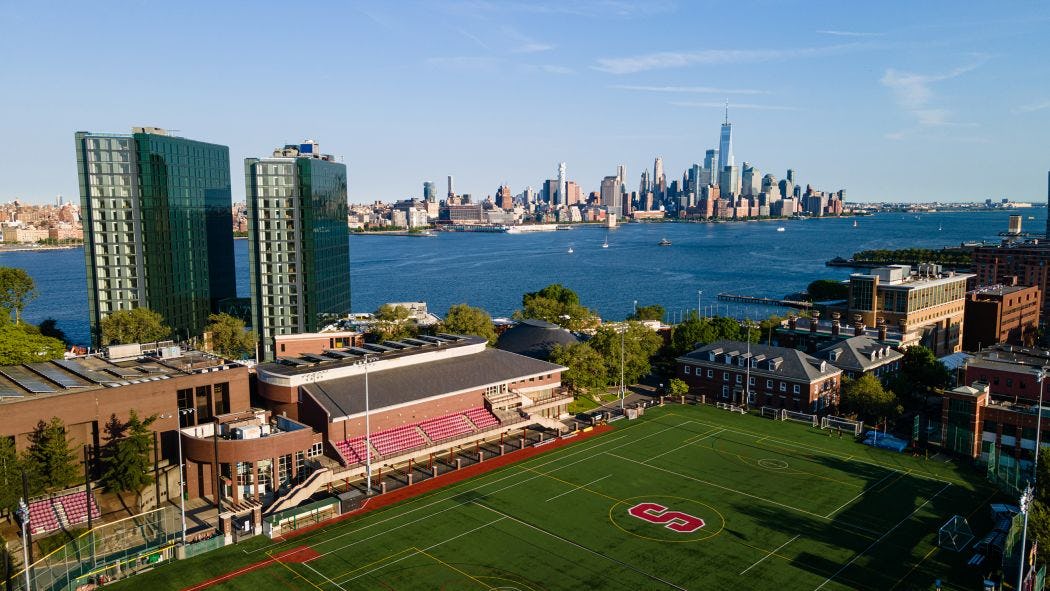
[817, 30, 882, 37]
[536, 64, 573, 74]
[514, 42, 555, 54]
[611, 84, 767, 95]
[1017, 99, 1050, 113]
[593, 45, 854, 74]
[669, 101, 799, 111]
[880, 56, 987, 129]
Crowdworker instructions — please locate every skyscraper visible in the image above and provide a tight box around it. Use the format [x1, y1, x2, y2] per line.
[639, 169, 651, 195]
[718, 102, 734, 175]
[423, 181, 436, 202]
[447, 175, 455, 200]
[600, 176, 619, 207]
[75, 127, 236, 346]
[653, 157, 666, 201]
[496, 184, 514, 210]
[557, 162, 567, 207]
[246, 140, 350, 361]
[1046, 171, 1049, 238]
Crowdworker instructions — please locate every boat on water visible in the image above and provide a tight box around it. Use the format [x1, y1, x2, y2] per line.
[852, 220, 858, 228]
[776, 227, 786, 232]
[601, 239, 609, 248]
[567, 246, 574, 254]
[658, 238, 672, 246]
[556, 225, 573, 231]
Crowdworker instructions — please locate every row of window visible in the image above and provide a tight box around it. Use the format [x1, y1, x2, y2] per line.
[684, 365, 808, 394]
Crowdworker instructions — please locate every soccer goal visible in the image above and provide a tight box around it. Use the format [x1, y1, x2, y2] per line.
[760, 406, 785, 420]
[784, 410, 819, 427]
[821, 416, 864, 436]
[938, 515, 975, 551]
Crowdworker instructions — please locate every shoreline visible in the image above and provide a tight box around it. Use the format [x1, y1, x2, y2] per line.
[0, 244, 81, 252]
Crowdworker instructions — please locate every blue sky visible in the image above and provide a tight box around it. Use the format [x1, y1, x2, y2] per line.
[1, 0, 1048, 204]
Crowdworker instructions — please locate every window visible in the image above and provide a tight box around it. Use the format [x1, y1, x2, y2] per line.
[214, 382, 230, 415]
[307, 442, 323, 457]
[779, 382, 787, 392]
[748, 377, 755, 385]
[721, 386, 729, 398]
[793, 384, 801, 394]
[684, 366, 691, 375]
[723, 372, 729, 382]
[735, 374, 742, 384]
[766, 379, 773, 389]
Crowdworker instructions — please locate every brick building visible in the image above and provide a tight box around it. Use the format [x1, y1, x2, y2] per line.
[813, 335, 903, 380]
[963, 284, 1041, 351]
[961, 344, 1050, 404]
[972, 241, 1050, 323]
[675, 340, 842, 413]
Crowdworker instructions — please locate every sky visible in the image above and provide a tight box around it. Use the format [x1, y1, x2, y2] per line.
[1, 0, 1049, 205]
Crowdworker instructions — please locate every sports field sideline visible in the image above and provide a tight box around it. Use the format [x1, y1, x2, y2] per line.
[113, 403, 1000, 591]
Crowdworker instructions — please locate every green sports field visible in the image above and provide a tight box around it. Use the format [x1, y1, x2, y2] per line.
[114, 404, 1001, 591]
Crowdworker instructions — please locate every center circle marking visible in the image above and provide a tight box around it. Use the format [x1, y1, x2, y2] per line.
[608, 495, 724, 543]
[758, 458, 789, 470]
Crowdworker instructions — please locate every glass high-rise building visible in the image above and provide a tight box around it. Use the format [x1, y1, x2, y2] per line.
[246, 141, 350, 361]
[74, 127, 236, 346]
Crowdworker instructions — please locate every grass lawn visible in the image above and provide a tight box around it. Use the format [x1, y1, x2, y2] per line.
[567, 394, 600, 414]
[109, 404, 1000, 591]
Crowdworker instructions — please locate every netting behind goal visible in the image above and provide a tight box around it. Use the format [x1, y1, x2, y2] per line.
[938, 515, 974, 552]
[821, 416, 864, 436]
[784, 410, 818, 427]
[760, 407, 784, 421]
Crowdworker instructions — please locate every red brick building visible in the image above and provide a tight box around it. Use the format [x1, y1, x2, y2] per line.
[972, 241, 1050, 322]
[962, 344, 1050, 404]
[963, 284, 1041, 351]
[675, 340, 842, 413]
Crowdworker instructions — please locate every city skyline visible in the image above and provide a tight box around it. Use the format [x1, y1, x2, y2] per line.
[2, 1, 1050, 204]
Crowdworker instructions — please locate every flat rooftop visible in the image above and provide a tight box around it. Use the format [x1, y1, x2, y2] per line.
[0, 350, 238, 403]
[258, 333, 482, 377]
[302, 348, 565, 420]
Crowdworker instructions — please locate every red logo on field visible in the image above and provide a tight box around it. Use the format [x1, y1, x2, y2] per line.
[627, 502, 706, 533]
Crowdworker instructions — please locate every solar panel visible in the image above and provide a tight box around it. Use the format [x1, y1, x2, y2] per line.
[299, 354, 328, 363]
[0, 366, 56, 393]
[54, 359, 119, 384]
[363, 344, 393, 353]
[278, 357, 310, 367]
[26, 363, 90, 389]
[322, 350, 356, 359]
[105, 367, 143, 378]
[0, 383, 24, 399]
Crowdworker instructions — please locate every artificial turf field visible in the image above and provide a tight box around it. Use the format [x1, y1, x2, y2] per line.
[116, 404, 1001, 591]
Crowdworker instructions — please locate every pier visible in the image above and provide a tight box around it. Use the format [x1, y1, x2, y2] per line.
[716, 292, 813, 309]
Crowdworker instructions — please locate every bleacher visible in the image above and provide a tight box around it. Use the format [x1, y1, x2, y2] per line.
[419, 412, 474, 443]
[330, 406, 505, 466]
[25, 491, 100, 535]
[465, 407, 499, 430]
[369, 425, 427, 457]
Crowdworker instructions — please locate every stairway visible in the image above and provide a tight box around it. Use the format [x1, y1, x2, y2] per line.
[264, 467, 331, 516]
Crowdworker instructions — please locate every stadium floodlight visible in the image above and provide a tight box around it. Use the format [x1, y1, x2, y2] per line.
[1017, 369, 1046, 591]
[18, 498, 30, 590]
[364, 354, 374, 495]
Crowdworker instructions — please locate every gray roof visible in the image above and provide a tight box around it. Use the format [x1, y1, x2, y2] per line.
[815, 336, 903, 372]
[496, 319, 580, 360]
[679, 340, 839, 382]
[303, 347, 566, 419]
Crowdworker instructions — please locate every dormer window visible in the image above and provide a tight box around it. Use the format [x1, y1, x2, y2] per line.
[820, 361, 828, 372]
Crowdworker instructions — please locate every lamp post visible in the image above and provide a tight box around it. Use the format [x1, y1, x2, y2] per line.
[619, 324, 626, 410]
[364, 355, 374, 495]
[177, 408, 193, 545]
[697, 290, 703, 319]
[17, 499, 30, 591]
[1018, 370, 1047, 590]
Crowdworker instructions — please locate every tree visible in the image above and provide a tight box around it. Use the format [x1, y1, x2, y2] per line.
[441, 304, 497, 345]
[1029, 454, 1050, 564]
[549, 342, 608, 395]
[0, 267, 36, 323]
[375, 304, 412, 322]
[515, 284, 598, 331]
[588, 322, 663, 387]
[669, 314, 746, 356]
[25, 418, 78, 494]
[887, 345, 949, 408]
[205, 313, 256, 359]
[667, 378, 690, 396]
[369, 304, 417, 342]
[98, 411, 156, 495]
[38, 318, 67, 344]
[0, 436, 21, 514]
[628, 304, 665, 322]
[101, 308, 171, 345]
[806, 279, 848, 301]
[840, 374, 902, 425]
[0, 323, 65, 365]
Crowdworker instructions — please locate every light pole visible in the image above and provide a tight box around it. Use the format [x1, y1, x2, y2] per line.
[1018, 370, 1047, 590]
[697, 290, 703, 319]
[620, 324, 626, 410]
[177, 408, 193, 545]
[17, 499, 30, 591]
[364, 355, 374, 495]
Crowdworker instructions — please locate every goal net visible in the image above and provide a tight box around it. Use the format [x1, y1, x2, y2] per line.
[760, 407, 784, 421]
[938, 515, 974, 552]
[784, 410, 819, 427]
[820, 416, 864, 436]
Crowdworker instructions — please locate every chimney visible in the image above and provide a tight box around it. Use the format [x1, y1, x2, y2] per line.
[854, 323, 864, 337]
[878, 324, 888, 341]
[788, 315, 798, 330]
[830, 312, 841, 336]
[810, 311, 820, 334]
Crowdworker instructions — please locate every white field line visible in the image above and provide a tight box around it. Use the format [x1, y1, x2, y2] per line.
[740, 534, 800, 575]
[648, 428, 726, 461]
[606, 452, 881, 538]
[676, 414, 955, 485]
[303, 561, 348, 591]
[474, 502, 687, 591]
[337, 516, 507, 584]
[824, 470, 898, 518]
[813, 483, 952, 591]
[545, 474, 613, 502]
[253, 419, 695, 558]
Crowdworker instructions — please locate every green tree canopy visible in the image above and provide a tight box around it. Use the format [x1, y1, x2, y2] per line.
[667, 378, 690, 396]
[369, 305, 417, 342]
[628, 304, 665, 322]
[806, 279, 848, 301]
[98, 411, 156, 495]
[0, 436, 21, 513]
[669, 314, 750, 356]
[441, 304, 497, 345]
[588, 322, 663, 387]
[206, 313, 257, 359]
[25, 417, 79, 494]
[887, 345, 949, 408]
[0, 323, 65, 365]
[839, 374, 902, 425]
[549, 342, 608, 395]
[1029, 454, 1050, 564]
[514, 284, 598, 331]
[0, 267, 36, 323]
[101, 308, 171, 345]
[375, 304, 412, 322]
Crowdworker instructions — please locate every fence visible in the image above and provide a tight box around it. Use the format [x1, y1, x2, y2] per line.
[263, 497, 340, 539]
[182, 535, 226, 559]
[6, 505, 180, 591]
